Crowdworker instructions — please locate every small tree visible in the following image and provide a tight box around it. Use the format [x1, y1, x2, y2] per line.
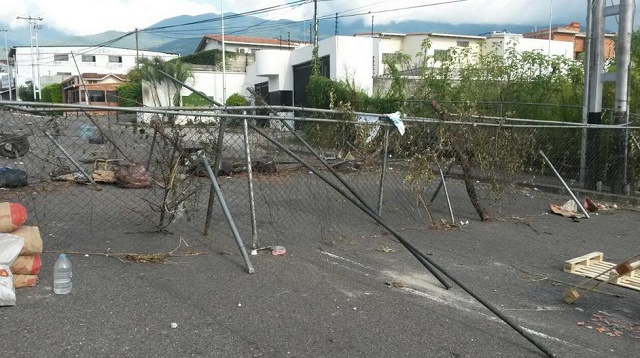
[40, 83, 63, 103]
[226, 93, 248, 106]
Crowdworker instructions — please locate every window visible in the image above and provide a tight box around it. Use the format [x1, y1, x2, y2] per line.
[82, 55, 96, 62]
[433, 49, 450, 62]
[456, 41, 470, 47]
[54, 54, 69, 61]
[82, 90, 106, 102]
[108, 55, 123, 63]
[56, 72, 72, 76]
[106, 91, 118, 103]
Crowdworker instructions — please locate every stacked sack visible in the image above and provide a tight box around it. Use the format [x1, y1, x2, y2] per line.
[0, 202, 41, 288]
[1, 202, 28, 306]
[10, 226, 42, 288]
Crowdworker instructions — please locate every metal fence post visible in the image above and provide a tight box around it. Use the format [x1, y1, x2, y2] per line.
[243, 116, 259, 248]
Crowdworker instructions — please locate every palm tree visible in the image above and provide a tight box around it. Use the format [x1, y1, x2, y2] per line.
[137, 57, 193, 108]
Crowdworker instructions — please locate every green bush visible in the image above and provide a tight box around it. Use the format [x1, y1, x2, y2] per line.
[18, 83, 37, 102]
[116, 81, 142, 107]
[41, 83, 63, 103]
[225, 93, 248, 106]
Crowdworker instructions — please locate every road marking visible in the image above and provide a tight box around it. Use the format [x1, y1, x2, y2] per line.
[319, 250, 601, 354]
[320, 251, 377, 271]
[400, 287, 596, 351]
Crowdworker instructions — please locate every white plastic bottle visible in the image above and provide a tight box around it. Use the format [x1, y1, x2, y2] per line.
[53, 253, 73, 294]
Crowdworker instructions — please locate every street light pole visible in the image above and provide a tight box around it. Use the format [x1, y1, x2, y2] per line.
[1, 29, 12, 101]
[17, 16, 42, 101]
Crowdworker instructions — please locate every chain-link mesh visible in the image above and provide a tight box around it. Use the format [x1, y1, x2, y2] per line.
[1, 103, 637, 248]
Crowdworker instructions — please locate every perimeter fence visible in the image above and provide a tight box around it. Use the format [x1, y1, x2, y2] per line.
[0, 101, 638, 249]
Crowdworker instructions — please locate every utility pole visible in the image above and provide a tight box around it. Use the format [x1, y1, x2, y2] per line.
[311, 0, 319, 75]
[585, 0, 605, 191]
[313, 0, 318, 48]
[579, 0, 593, 186]
[17, 16, 42, 101]
[221, 1, 227, 103]
[1, 29, 12, 101]
[335, 13, 338, 36]
[584, 0, 634, 194]
[610, 0, 634, 193]
[547, 0, 553, 56]
[372, 15, 375, 77]
[135, 28, 140, 69]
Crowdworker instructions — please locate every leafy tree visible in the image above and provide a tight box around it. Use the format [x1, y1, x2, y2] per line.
[137, 57, 193, 107]
[17, 83, 37, 102]
[116, 81, 143, 107]
[117, 67, 143, 106]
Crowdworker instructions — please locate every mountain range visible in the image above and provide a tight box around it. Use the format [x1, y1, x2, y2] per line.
[1, 12, 560, 56]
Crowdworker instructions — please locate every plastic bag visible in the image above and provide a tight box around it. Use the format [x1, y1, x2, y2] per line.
[0, 233, 25, 306]
[114, 163, 152, 189]
[0, 167, 28, 188]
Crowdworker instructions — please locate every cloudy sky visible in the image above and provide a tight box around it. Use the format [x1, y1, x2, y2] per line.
[0, 0, 636, 36]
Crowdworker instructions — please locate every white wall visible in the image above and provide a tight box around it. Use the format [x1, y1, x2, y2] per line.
[333, 37, 375, 94]
[183, 70, 249, 104]
[484, 35, 574, 59]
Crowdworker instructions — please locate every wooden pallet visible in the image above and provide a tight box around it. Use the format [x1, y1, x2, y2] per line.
[564, 252, 640, 292]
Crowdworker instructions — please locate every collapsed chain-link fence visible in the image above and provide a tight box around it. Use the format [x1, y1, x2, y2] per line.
[1, 102, 638, 248]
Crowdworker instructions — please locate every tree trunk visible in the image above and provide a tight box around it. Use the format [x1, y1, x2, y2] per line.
[431, 101, 490, 221]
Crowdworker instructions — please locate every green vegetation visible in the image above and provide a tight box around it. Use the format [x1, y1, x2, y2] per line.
[225, 93, 248, 106]
[40, 83, 63, 103]
[178, 49, 237, 68]
[303, 37, 595, 221]
[17, 83, 37, 102]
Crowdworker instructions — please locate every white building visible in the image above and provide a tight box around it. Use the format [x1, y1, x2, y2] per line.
[195, 34, 307, 54]
[484, 31, 574, 59]
[9, 45, 178, 94]
[142, 31, 582, 111]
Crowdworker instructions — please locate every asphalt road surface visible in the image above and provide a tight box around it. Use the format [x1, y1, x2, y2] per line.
[3, 179, 640, 358]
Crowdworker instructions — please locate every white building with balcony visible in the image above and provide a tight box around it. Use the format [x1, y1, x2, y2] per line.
[9, 45, 178, 95]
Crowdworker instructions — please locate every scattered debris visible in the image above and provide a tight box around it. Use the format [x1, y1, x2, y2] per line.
[431, 219, 458, 230]
[384, 280, 405, 288]
[577, 313, 640, 339]
[376, 246, 395, 253]
[46, 237, 208, 264]
[550, 200, 585, 219]
[271, 245, 286, 256]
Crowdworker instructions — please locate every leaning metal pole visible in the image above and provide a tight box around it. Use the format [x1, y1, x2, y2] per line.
[44, 131, 102, 191]
[377, 126, 390, 216]
[437, 163, 455, 224]
[203, 116, 228, 236]
[249, 124, 555, 358]
[539, 150, 590, 218]
[200, 152, 255, 274]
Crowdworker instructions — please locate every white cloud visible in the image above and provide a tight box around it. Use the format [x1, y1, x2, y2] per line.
[0, 0, 637, 36]
[2, 0, 217, 36]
